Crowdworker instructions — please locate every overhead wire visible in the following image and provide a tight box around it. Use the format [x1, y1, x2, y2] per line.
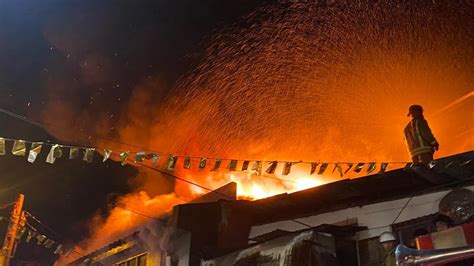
[5, 106, 473, 235]
[0, 107, 314, 228]
[0, 107, 410, 164]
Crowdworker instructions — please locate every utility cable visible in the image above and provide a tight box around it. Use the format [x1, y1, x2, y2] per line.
[0, 107, 410, 164]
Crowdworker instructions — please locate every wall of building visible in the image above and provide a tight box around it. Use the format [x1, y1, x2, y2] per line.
[250, 186, 473, 241]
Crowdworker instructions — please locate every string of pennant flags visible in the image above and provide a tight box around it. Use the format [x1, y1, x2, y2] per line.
[0, 136, 422, 178]
[0, 202, 66, 256]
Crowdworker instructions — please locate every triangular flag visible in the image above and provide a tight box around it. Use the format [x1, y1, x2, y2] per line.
[150, 154, 160, 166]
[367, 162, 377, 173]
[251, 161, 262, 176]
[282, 162, 292, 175]
[69, 147, 79, 159]
[335, 163, 344, 177]
[344, 163, 354, 174]
[119, 151, 129, 166]
[26, 230, 37, 243]
[135, 151, 146, 162]
[83, 148, 95, 163]
[241, 160, 250, 171]
[379, 163, 388, 173]
[53, 145, 63, 158]
[184, 157, 191, 169]
[44, 239, 55, 248]
[46, 145, 60, 164]
[310, 163, 318, 175]
[428, 160, 436, 169]
[0, 138, 5, 155]
[27, 142, 42, 163]
[167, 156, 177, 170]
[103, 149, 112, 162]
[12, 140, 26, 156]
[227, 160, 238, 171]
[36, 234, 47, 245]
[265, 161, 278, 174]
[54, 244, 63, 254]
[198, 158, 207, 170]
[353, 163, 365, 173]
[318, 163, 328, 175]
[16, 227, 27, 240]
[211, 159, 222, 171]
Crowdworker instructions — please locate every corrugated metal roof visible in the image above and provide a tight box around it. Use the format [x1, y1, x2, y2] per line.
[250, 151, 474, 225]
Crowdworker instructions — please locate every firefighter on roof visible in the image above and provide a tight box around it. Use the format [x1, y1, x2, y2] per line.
[404, 105, 439, 165]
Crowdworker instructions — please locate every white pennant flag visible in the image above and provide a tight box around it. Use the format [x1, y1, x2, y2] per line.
[103, 149, 112, 162]
[0, 138, 5, 155]
[83, 148, 95, 163]
[27, 142, 42, 163]
[151, 154, 160, 166]
[46, 145, 59, 164]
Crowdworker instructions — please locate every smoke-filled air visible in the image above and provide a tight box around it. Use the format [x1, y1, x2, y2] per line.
[46, 1, 473, 262]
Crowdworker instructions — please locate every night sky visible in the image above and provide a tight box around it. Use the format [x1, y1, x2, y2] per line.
[0, 1, 269, 263]
[1, 0, 473, 264]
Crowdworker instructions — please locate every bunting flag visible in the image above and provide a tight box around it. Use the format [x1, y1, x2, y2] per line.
[198, 158, 207, 170]
[44, 239, 55, 248]
[12, 140, 26, 156]
[103, 149, 112, 162]
[83, 148, 95, 163]
[184, 157, 191, 169]
[27, 142, 42, 163]
[22, 228, 61, 254]
[428, 160, 436, 169]
[335, 163, 344, 177]
[227, 160, 238, 171]
[0, 137, 423, 178]
[54, 244, 63, 254]
[167, 156, 177, 170]
[211, 159, 222, 171]
[54, 145, 63, 159]
[367, 162, 376, 173]
[242, 160, 250, 171]
[344, 163, 354, 174]
[69, 147, 79, 159]
[252, 161, 262, 176]
[119, 151, 129, 166]
[26, 230, 37, 243]
[46, 145, 60, 164]
[282, 162, 292, 175]
[16, 227, 27, 240]
[310, 163, 318, 175]
[353, 163, 365, 173]
[0, 138, 5, 155]
[135, 151, 146, 162]
[36, 234, 47, 245]
[318, 163, 328, 175]
[150, 154, 160, 166]
[265, 161, 278, 174]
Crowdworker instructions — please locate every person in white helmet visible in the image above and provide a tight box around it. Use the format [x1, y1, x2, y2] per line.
[379, 231, 397, 266]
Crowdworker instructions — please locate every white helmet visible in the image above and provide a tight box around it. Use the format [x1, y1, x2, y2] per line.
[379, 231, 396, 243]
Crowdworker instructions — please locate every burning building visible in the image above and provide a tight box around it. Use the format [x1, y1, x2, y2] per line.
[68, 150, 474, 265]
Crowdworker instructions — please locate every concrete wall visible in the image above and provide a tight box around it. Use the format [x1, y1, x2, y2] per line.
[250, 186, 473, 240]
